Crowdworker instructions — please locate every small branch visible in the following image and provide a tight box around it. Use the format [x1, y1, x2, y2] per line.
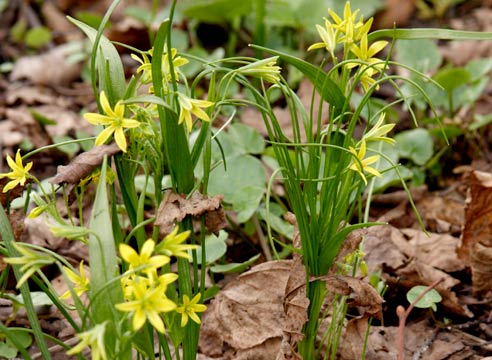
[397, 277, 444, 360]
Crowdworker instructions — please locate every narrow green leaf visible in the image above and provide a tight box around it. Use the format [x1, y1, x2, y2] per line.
[88, 156, 123, 344]
[67, 16, 126, 103]
[152, 21, 194, 193]
[250, 44, 346, 116]
[369, 28, 492, 42]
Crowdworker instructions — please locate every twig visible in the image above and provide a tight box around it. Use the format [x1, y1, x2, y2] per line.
[396, 277, 444, 360]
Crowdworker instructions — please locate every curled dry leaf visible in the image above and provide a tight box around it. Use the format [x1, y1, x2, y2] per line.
[50, 143, 121, 185]
[199, 260, 292, 359]
[155, 190, 225, 235]
[459, 170, 492, 292]
[323, 276, 383, 320]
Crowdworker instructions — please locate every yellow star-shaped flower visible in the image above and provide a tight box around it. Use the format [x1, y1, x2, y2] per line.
[119, 239, 170, 277]
[155, 226, 196, 260]
[175, 293, 207, 327]
[0, 149, 33, 193]
[115, 275, 177, 333]
[348, 140, 381, 185]
[84, 91, 140, 152]
[60, 261, 90, 300]
[177, 93, 214, 133]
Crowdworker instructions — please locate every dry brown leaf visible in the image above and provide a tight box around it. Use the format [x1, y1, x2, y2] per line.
[363, 224, 472, 317]
[277, 219, 308, 359]
[199, 260, 293, 358]
[155, 190, 225, 235]
[10, 45, 82, 86]
[50, 143, 121, 185]
[400, 229, 465, 273]
[340, 319, 470, 360]
[459, 170, 492, 292]
[324, 276, 383, 320]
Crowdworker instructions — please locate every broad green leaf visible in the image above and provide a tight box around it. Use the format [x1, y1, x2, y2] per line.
[210, 254, 261, 273]
[395, 128, 434, 166]
[208, 154, 266, 203]
[257, 203, 294, 240]
[68, 16, 126, 102]
[228, 123, 265, 155]
[465, 58, 492, 81]
[6, 330, 32, 349]
[407, 286, 442, 311]
[194, 230, 228, 265]
[25, 26, 52, 49]
[432, 67, 470, 94]
[232, 185, 264, 223]
[0, 342, 17, 359]
[250, 45, 346, 116]
[395, 39, 442, 72]
[53, 135, 79, 156]
[88, 157, 123, 331]
[178, 0, 253, 23]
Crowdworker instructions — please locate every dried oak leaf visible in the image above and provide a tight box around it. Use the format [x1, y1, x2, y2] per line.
[459, 170, 492, 292]
[324, 276, 383, 320]
[277, 218, 308, 360]
[199, 260, 292, 359]
[50, 143, 120, 185]
[155, 190, 225, 235]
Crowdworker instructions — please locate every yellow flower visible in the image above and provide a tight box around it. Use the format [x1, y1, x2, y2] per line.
[84, 91, 140, 153]
[4, 243, 55, 288]
[348, 34, 388, 71]
[307, 20, 339, 56]
[131, 48, 189, 90]
[363, 113, 396, 145]
[175, 293, 207, 327]
[119, 239, 170, 277]
[60, 261, 90, 300]
[236, 57, 282, 84]
[177, 93, 214, 133]
[327, 2, 364, 44]
[155, 226, 197, 261]
[0, 150, 33, 193]
[66, 322, 107, 360]
[348, 139, 381, 185]
[115, 274, 177, 333]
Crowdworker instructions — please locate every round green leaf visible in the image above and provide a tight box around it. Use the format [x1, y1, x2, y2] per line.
[194, 230, 228, 265]
[25, 26, 52, 49]
[208, 154, 266, 203]
[433, 67, 471, 94]
[232, 185, 264, 223]
[228, 123, 265, 155]
[395, 128, 433, 166]
[0, 342, 18, 359]
[406, 286, 442, 311]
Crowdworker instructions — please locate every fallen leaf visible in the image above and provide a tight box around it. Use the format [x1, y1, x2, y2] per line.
[199, 260, 292, 358]
[10, 44, 83, 86]
[155, 190, 225, 235]
[459, 170, 492, 292]
[50, 143, 121, 185]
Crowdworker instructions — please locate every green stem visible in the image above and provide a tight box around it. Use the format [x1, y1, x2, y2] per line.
[298, 279, 326, 358]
